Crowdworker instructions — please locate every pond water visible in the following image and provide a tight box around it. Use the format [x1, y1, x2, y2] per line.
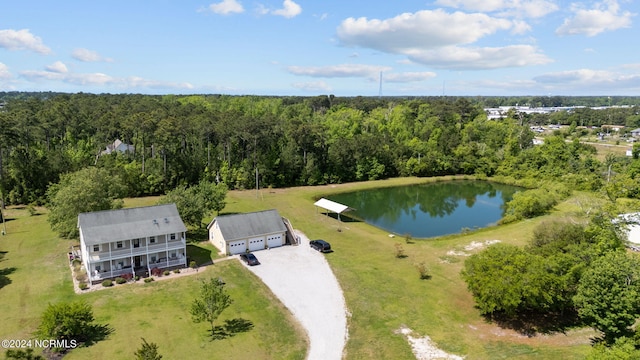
[327, 180, 521, 238]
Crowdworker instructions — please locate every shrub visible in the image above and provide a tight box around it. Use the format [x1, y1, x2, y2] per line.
[144, 277, 154, 283]
[101, 279, 113, 287]
[75, 273, 87, 282]
[416, 262, 431, 280]
[501, 188, 561, 223]
[404, 233, 414, 244]
[394, 243, 407, 258]
[190, 261, 197, 269]
[151, 267, 162, 277]
[78, 282, 88, 290]
[71, 258, 82, 267]
[27, 204, 37, 216]
[163, 270, 170, 276]
[134, 275, 140, 281]
[121, 273, 133, 281]
[115, 277, 126, 284]
[173, 269, 181, 274]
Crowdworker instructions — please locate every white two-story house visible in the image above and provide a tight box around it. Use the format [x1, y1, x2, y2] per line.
[78, 203, 187, 283]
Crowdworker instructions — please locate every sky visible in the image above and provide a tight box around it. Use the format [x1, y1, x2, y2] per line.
[0, 0, 639, 96]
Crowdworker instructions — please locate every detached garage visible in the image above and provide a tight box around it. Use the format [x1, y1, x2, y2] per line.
[207, 209, 289, 255]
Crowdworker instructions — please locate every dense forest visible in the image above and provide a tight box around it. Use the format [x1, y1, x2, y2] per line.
[1, 92, 640, 206]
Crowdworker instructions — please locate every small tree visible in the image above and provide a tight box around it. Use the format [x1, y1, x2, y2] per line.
[574, 251, 640, 343]
[46, 167, 126, 238]
[416, 262, 431, 280]
[134, 338, 163, 360]
[36, 301, 96, 347]
[190, 278, 233, 337]
[394, 243, 407, 258]
[5, 348, 44, 360]
[404, 233, 414, 244]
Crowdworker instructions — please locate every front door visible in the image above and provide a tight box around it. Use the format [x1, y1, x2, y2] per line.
[134, 256, 141, 268]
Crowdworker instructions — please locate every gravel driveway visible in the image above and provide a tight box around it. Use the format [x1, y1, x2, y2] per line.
[239, 231, 348, 360]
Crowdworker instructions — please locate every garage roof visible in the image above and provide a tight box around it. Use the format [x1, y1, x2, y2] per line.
[209, 209, 286, 242]
[314, 198, 354, 214]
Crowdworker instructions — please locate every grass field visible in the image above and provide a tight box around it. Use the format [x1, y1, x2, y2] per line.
[0, 176, 596, 359]
[0, 204, 307, 360]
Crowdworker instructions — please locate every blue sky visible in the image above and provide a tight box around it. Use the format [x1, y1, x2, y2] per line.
[0, 0, 638, 96]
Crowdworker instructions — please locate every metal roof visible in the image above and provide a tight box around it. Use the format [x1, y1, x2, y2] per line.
[208, 209, 286, 241]
[314, 198, 353, 214]
[78, 203, 186, 245]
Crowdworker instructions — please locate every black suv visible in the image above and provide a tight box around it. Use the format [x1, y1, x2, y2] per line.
[240, 253, 260, 266]
[310, 240, 332, 253]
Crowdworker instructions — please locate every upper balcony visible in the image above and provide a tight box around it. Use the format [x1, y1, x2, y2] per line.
[87, 236, 186, 262]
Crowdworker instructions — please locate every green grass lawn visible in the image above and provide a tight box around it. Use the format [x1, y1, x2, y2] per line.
[0, 205, 306, 360]
[225, 176, 595, 359]
[1, 176, 596, 359]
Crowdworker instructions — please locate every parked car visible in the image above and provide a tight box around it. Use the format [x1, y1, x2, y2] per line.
[240, 253, 260, 266]
[310, 239, 332, 253]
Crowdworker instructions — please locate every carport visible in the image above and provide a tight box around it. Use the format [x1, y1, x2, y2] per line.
[313, 198, 354, 222]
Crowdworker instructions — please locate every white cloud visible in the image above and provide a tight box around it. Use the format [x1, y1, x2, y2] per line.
[0, 62, 12, 80]
[337, 10, 515, 52]
[272, 0, 302, 18]
[336, 10, 551, 71]
[556, 0, 635, 36]
[435, 0, 559, 18]
[0, 29, 51, 54]
[20, 65, 193, 90]
[383, 72, 437, 83]
[533, 68, 640, 91]
[45, 61, 68, 73]
[207, 0, 244, 15]
[287, 64, 436, 83]
[406, 45, 552, 70]
[314, 13, 328, 21]
[287, 64, 392, 79]
[72, 48, 112, 62]
[291, 80, 332, 92]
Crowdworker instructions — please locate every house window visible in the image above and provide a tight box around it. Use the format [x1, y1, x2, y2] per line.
[170, 233, 176, 241]
[149, 236, 156, 244]
[93, 244, 100, 252]
[133, 239, 140, 248]
[116, 241, 123, 249]
[151, 256, 157, 263]
[95, 265, 101, 272]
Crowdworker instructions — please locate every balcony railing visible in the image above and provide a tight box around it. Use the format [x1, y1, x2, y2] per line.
[87, 240, 186, 261]
[149, 258, 186, 269]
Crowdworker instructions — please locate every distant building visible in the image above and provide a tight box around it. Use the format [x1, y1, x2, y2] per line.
[100, 139, 134, 155]
[631, 128, 640, 138]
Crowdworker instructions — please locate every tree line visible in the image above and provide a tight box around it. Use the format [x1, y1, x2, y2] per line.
[2, 92, 630, 206]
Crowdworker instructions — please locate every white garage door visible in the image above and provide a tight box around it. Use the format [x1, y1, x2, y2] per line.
[228, 240, 247, 255]
[267, 234, 283, 248]
[248, 237, 265, 252]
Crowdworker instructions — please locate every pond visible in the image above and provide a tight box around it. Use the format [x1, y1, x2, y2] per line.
[327, 180, 522, 238]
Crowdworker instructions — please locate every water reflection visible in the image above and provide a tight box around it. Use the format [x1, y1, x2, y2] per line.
[327, 181, 520, 238]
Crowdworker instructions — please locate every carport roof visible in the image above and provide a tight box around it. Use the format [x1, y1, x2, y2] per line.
[314, 198, 354, 214]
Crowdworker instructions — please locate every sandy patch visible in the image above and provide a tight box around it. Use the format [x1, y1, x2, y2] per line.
[444, 240, 501, 259]
[395, 326, 465, 360]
